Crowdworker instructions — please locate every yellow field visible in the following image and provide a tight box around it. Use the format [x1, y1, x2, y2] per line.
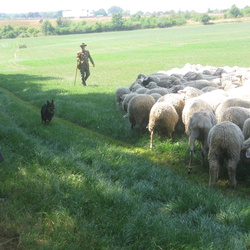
[0, 16, 112, 29]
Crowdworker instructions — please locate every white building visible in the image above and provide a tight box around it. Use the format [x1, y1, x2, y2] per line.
[62, 10, 94, 18]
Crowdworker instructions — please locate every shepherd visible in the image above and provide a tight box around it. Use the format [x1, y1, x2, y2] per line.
[76, 42, 95, 86]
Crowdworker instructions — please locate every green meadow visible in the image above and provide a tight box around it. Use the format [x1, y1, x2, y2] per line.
[0, 22, 250, 249]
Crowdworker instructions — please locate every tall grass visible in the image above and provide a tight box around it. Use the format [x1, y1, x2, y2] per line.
[0, 22, 250, 248]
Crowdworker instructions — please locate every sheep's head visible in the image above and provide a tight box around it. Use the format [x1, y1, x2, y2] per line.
[243, 138, 250, 158]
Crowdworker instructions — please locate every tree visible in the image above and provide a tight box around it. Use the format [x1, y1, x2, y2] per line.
[130, 14, 141, 22]
[41, 20, 55, 35]
[112, 13, 124, 30]
[242, 6, 250, 17]
[108, 6, 123, 15]
[1, 24, 18, 38]
[56, 17, 72, 27]
[94, 9, 108, 16]
[229, 5, 242, 18]
[200, 13, 211, 24]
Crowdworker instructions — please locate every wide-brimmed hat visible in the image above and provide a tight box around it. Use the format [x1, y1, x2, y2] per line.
[80, 43, 87, 47]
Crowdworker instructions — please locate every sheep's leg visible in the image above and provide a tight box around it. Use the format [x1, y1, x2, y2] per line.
[129, 116, 136, 130]
[150, 130, 154, 150]
[209, 160, 220, 187]
[188, 136, 195, 174]
[188, 150, 194, 174]
[201, 141, 207, 170]
[228, 160, 237, 188]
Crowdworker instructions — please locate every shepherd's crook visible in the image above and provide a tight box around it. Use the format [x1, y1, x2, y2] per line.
[74, 63, 78, 86]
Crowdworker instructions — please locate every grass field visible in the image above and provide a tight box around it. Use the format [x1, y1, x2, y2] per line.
[0, 22, 250, 248]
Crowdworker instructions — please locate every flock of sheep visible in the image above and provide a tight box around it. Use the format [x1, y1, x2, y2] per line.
[115, 63, 250, 188]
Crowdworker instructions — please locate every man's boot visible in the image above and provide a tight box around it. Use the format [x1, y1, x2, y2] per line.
[82, 78, 86, 86]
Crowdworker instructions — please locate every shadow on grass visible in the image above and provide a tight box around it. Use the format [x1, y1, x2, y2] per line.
[0, 73, 144, 145]
[1, 73, 249, 190]
[0, 73, 250, 248]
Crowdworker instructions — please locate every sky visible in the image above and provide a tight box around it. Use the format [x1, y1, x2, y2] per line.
[1, 0, 249, 14]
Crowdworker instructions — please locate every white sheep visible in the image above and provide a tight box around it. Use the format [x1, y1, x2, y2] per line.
[148, 102, 179, 149]
[188, 110, 217, 173]
[182, 97, 214, 134]
[115, 86, 130, 109]
[215, 98, 250, 123]
[207, 121, 244, 188]
[178, 86, 203, 100]
[158, 93, 185, 118]
[127, 94, 155, 132]
[198, 89, 228, 111]
[227, 85, 250, 99]
[220, 106, 250, 130]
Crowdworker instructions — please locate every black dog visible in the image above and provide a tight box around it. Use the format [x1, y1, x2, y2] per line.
[41, 100, 55, 124]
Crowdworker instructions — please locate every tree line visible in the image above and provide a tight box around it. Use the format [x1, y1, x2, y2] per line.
[0, 5, 249, 39]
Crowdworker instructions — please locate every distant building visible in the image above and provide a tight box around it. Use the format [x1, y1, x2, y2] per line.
[62, 9, 94, 18]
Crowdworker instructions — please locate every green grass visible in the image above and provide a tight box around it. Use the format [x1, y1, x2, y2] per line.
[0, 22, 250, 249]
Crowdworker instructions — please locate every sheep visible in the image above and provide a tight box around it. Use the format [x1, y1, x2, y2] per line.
[243, 137, 250, 158]
[182, 97, 214, 134]
[207, 121, 244, 188]
[227, 85, 250, 99]
[148, 102, 179, 149]
[198, 89, 228, 111]
[183, 80, 218, 90]
[201, 86, 220, 93]
[157, 93, 185, 132]
[145, 81, 159, 89]
[169, 84, 185, 93]
[157, 94, 185, 118]
[215, 98, 250, 123]
[178, 86, 203, 100]
[135, 87, 149, 94]
[220, 106, 250, 130]
[141, 75, 160, 86]
[147, 88, 170, 96]
[127, 94, 155, 132]
[150, 93, 162, 102]
[243, 118, 250, 139]
[130, 82, 143, 92]
[183, 71, 203, 81]
[115, 87, 130, 109]
[121, 92, 138, 113]
[188, 110, 217, 173]
[242, 118, 250, 158]
[136, 73, 147, 82]
[157, 75, 183, 88]
[212, 67, 226, 77]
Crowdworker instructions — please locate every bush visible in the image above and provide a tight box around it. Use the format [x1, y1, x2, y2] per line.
[41, 20, 55, 35]
[200, 14, 211, 24]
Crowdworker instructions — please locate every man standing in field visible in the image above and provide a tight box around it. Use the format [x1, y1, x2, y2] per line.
[76, 42, 95, 86]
